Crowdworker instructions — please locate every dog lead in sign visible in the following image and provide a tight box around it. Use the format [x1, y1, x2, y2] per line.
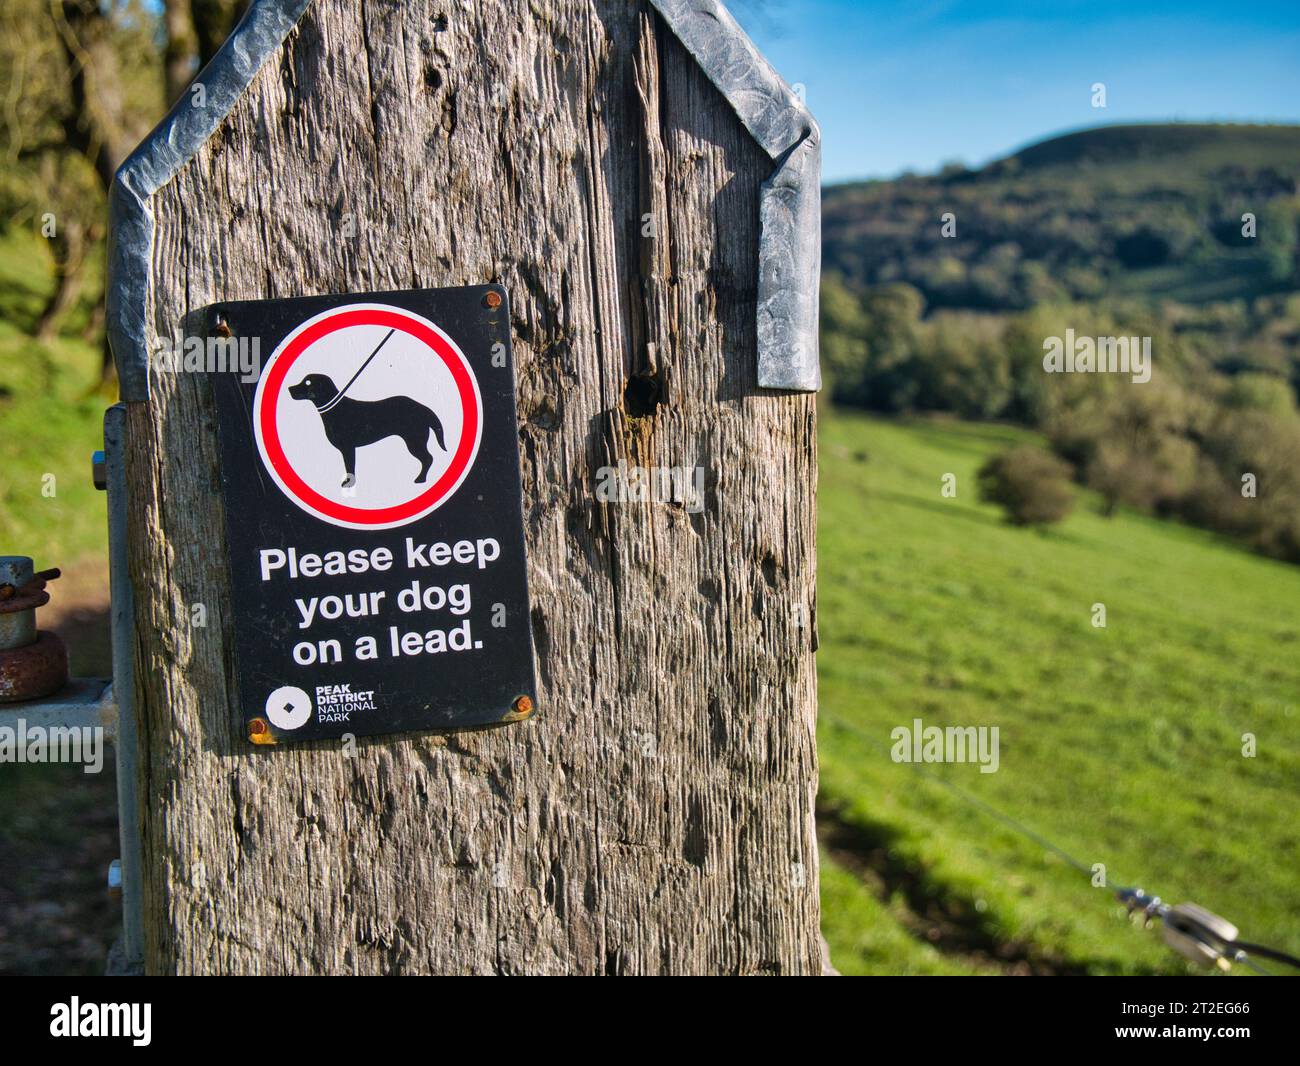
[287, 326, 449, 488]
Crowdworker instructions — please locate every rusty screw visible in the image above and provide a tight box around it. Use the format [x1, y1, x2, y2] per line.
[213, 316, 232, 338]
[249, 717, 268, 736]
[483, 291, 502, 310]
[512, 694, 533, 716]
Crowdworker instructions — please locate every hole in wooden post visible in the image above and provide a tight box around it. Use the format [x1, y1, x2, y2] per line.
[623, 371, 665, 418]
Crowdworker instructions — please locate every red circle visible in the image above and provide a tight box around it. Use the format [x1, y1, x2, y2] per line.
[258, 308, 479, 525]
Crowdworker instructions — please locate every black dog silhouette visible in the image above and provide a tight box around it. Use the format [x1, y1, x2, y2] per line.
[288, 374, 446, 488]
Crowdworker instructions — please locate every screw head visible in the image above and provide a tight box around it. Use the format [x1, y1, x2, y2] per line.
[248, 717, 277, 745]
[483, 291, 502, 310]
[512, 695, 533, 716]
[213, 316, 232, 338]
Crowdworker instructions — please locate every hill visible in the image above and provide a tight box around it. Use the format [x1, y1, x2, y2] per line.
[823, 123, 1300, 308]
[818, 412, 1300, 975]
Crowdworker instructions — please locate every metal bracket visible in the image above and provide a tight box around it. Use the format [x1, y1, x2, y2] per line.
[2, 677, 116, 736]
[649, 0, 822, 392]
[103, 404, 144, 974]
[1120, 887, 1248, 972]
[108, 0, 820, 400]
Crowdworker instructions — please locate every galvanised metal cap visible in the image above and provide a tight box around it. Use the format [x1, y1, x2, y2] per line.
[0, 557, 34, 586]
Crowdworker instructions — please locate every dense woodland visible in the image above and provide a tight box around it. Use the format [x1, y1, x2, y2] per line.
[822, 124, 1300, 561]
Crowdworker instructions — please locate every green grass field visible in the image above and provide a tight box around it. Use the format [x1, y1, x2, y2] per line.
[0, 231, 109, 566]
[817, 411, 1300, 975]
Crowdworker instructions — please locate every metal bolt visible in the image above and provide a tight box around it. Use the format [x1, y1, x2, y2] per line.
[483, 291, 502, 310]
[214, 316, 232, 338]
[512, 694, 533, 716]
[249, 717, 268, 735]
[92, 450, 107, 491]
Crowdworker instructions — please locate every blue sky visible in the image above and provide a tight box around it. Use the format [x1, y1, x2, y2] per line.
[728, 0, 1300, 183]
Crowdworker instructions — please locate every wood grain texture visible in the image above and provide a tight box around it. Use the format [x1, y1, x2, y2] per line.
[125, 0, 819, 974]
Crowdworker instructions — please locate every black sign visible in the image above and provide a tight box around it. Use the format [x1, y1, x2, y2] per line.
[204, 286, 536, 744]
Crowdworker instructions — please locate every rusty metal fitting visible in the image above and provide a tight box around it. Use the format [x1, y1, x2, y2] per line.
[0, 631, 68, 703]
[0, 556, 69, 703]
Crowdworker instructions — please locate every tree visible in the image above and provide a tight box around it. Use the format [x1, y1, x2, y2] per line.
[2, 2, 224, 374]
[859, 282, 924, 411]
[190, 1, 250, 68]
[0, 2, 164, 374]
[161, 0, 198, 106]
[912, 311, 1012, 419]
[978, 446, 1075, 527]
[819, 272, 870, 406]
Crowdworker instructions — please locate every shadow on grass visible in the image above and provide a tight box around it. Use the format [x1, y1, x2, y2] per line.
[818, 797, 1108, 976]
[888, 417, 1032, 456]
[865, 488, 1108, 553]
[0, 757, 119, 975]
[865, 488, 1004, 529]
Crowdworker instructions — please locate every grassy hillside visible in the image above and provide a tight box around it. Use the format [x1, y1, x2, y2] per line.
[0, 230, 108, 565]
[824, 122, 1300, 309]
[818, 411, 1300, 975]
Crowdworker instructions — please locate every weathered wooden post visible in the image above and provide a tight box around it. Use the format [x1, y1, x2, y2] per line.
[106, 0, 822, 974]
